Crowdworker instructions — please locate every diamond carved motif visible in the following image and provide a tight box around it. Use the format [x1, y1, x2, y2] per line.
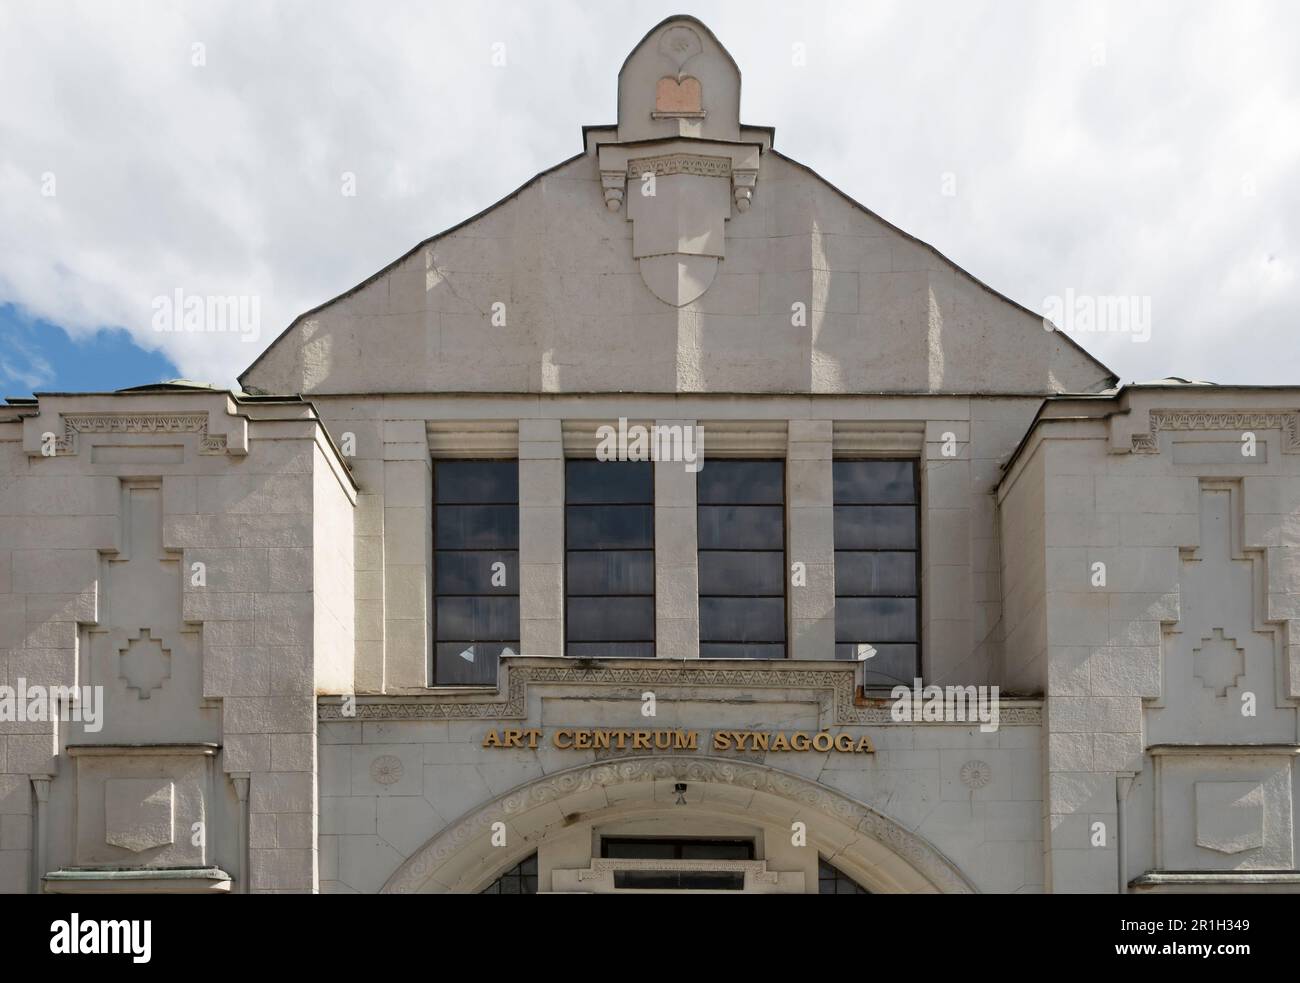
[1192, 627, 1246, 698]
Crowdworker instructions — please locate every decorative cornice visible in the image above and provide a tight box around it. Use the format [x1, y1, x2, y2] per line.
[426, 420, 519, 457]
[1132, 410, 1300, 454]
[562, 418, 653, 455]
[597, 140, 761, 217]
[694, 419, 787, 456]
[319, 660, 1043, 727]
[381, 755, 977, 894]
[832, 420, 925, 455]
[55, 413, 228, 455]
[595, 139, 763, 301]
[625, 153, 731, 179]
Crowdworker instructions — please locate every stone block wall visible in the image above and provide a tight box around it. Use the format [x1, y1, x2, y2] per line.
[316, 662, 1045, 894]
[0, 392, 355, 893]
[1000, 389, 1300, 893]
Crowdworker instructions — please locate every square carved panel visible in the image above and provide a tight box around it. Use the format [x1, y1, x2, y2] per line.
[71, 746, 214, 868]
[1154, 751, 1294, 871]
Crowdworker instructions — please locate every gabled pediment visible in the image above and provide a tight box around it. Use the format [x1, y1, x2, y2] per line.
[240, 17, 1114, 397]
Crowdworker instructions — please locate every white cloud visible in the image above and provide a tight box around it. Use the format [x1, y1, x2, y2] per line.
[1, 0, 1297, 386]
[0, 328, 54, 390]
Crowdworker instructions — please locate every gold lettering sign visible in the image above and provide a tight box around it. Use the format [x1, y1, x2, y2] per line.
[482, 728, 873, 753]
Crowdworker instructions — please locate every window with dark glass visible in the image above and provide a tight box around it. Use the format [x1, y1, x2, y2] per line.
[479, 853, 538, 894]
[818, 858, 871, 894]
[833, 459, 920, 685]
[433, 460, 519, 685]
[601, 837, 753, 891]
[697, 460, 786, 659]
[565, 460, 654, 658]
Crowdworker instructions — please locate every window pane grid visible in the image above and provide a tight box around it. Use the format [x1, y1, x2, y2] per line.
[818, 858, 871, 894]
[697, 460, 786, 658]
[833, 459, 920, 685]
[480, 853, 538, 894]
[565, 460, 655, 656]
[433, 461, 520, 685]
[434, 550, 520, 596]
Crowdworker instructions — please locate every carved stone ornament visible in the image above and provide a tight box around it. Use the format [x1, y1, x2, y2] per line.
[652, 25, 706, 120]
[108, 627, 179, 699]
[1192, 628, 1246, 698]
[653, 77, 705, 119]
[959, 760, 992, 790]
[54, 413, 229, 456]
[370, 755, 405, 786]
[597, 140, 762, 306]
[626, 153, 731, 179]
[658, 24, 703, 70]
[319, 660, 1043, 727]
[1132, 410, 1300, 454]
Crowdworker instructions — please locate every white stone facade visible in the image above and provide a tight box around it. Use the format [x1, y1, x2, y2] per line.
[1, 16, 1296, 894]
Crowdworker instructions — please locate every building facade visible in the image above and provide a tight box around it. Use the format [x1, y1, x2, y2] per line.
[2, 16, 1298, 894]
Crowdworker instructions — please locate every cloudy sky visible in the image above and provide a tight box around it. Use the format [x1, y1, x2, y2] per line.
[1, 0, 1297, 394]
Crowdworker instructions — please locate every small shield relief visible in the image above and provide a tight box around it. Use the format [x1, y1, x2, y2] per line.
[105, 779, 175, 853]
[626, 161, 728, 307]
[1195, 781, 1265, 855]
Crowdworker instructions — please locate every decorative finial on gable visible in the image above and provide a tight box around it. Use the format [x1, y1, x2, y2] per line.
[598, 18, 762, 306]
[616, 16, 740, 142]
[653, 25, 705, 119]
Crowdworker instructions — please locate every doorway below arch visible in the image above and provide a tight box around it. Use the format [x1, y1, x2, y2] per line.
[478, 848, 875, 894]
[383, 756, 975, 894]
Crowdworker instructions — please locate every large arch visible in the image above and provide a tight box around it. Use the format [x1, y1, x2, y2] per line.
[381, 755, 976, 894]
